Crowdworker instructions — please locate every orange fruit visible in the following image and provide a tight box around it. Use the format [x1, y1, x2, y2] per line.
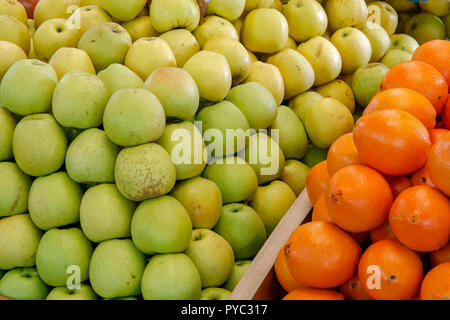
[364, 88, 436, 130]
[430, 242, 450, 267]
[282, 288, 344, 300]
[274, 244, 306, 293]
[311, 192, 333, 223]
[354, 109, 432, 176]
[326, 132, 363, 177]
[412, 40, 450, 88]
[370, 221, 396, 243]
[442, 98, 450, 130]
[430, 128, 449, 145]
[386, 175, 412, 198]
[348, 231, 369, 245]
[420, 262, 450, 300]
[358, 239, 423, 300]
[380, 60, 448, 115]
[389, 185, 450, 252]
[410, 165, 436, 188]
[340, 274, 372, 300]
[305, 160, 329, 206]
[324, 165, 393, 233]
[427, 133, 450, 196]
[285, 221, 361, 288]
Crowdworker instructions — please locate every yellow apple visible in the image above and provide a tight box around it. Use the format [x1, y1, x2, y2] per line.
[420, 0, 449, 17]
[0, 15, 30, 53]
[122, 16, 158, 42]
[0, 0, 28, 25]
[288, 91, 323, 123]
[385, 0, 417, 13]
[380, 48, 412, 68]
[102, 0, 147, 22]
[245, 61, 284, 106]
[81, 0, 104, 7]
[360, 21, 390, 62]
[34, 0, 81, 27]
[325, 0, 368, 32]
[389, 33, 419, 54]
[368, 2, 398, 35]
[0, 41, 26, 81]
[281, 160, 310, 196]
[206, 0, 245, 22]
[49, 47, 96, 79]
[150, 0, 200, 33]
[244, 0, 279, 13]
[159, 29, 200, 67]
[315, 79, 355, 114]
[193, 15, 239, 48]
[74, 5, 112, 35]
[233, 17, 244, 40]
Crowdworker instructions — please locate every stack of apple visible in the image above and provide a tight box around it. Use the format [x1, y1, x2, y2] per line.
[0, 0, 448, 300]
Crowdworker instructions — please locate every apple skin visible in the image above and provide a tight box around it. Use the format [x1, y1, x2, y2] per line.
[185, 229, 235, 288]
[28, 172, 83, 230]
[131, 196, 192, 254]
[0, 14, 31, 53]
[102, 0, 147, 22]
[206, 0, 245, 22]
[325, 0, 368, 31]
[97, 63, 144, 97]
[283, 0, 327, 42]
[150, 0, 200, 33]
[0, 0, 28, 25]
[381, 48, 412, 68]
[281, 159, 310, 196]
[80, 184, 136, 243]
[396, 13, 412, 33]
[385, 0, 416, 13]
[0, 41, 26, 82]
[0, 162, 30, 217]
[389, 34, 419, 54]
[368, 1, 398, 35]
[200, 287, 231, 300]
[245, 61, 284, 106]
[223, 260, 252, 291]
[13, 114, 67, 177]
[0, 214, 42, 270]
[114, 143, 176, 201]
[420, 0, 450, 17]
[49, 47, 96, 80]
[122, 15, 158, 42]
[352, 63, 390, 107]
[36, 228, 93, 287]
[171, 176, 223, 229]
[78, 22, 132, 72]
[141, 253, 202, 300]
[214, 203, 266, 260]
[0, 59, 57, 116]
[159, 29, 200, 67]
[75, 5, 112, 36]
[302, 144, 328, 168]
[193, 15, 239, 48]
[444, 15, 449, 37]
[314, 79, 355, 114]
[46, 284, 98, 300]
[289, 91, 323, 123]
[0, 107, 16, 161]
[33, 0, 80, 27]
[0, 268, 49, 300]
[404, 13, 446, 45]
[360, 21, 390, 63]
[89, 239, 146, 299]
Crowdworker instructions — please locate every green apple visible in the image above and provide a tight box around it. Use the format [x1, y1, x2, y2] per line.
[325, 0, 368, 31]
[203, 156, 258, 204]
[150, 0, 200, 33]
[0, 0, 28, 25]
[115, 143, 176, 201]
[381, 48, 412, 68]
[0, 268, 49, 300]
[183, 50, 232, 102]
[0, 214, 42, 270]
[81, 0, 104, 7]
[206, 0, 245, 21]
[65, 128, 120, 184]
[33, 18, 81, 62]
[46, 284, 98, 300]
[28, 172, 83, 230]
[53, 70, 109, 129]
[396, 13, 412, 33]
[141, 253, 202, 300]
[49, 47, 96, 79]
[36, 228, 93, 287]
[214, 203, 266, 260]
[104, 296, 138, 300]
[314, 80, 355, 114]
[304, 98, 354, 149]
[302, 144, 328, 168]
[80, 184, 136, 243]
[420, 0, 449, 17]
[0, 107, 16, 161]
[266, 48, 315, 99]
[0, 14, 31, 53]
[331, 27, 372, 74]
[125, 37, 176, 81]
[250, 180, 296, 234]
[196, 101, 250, 157]
[385, 0, 417, 13]
[389, 34, 419, 54]
[223, 260, 252, 291]
[283, 0, 327, 42]
[122, 15, 158, 42]
[226, 82, 277, 130]
[0, 41, 26, 82]
[281, 159, 310, 196]
[157, 121, 206, 180]
[242, 8, 288, 54]
[89, 239, 146, 298]
[245, 61, 285, 106]
[297, 36, 342, 86]
[102, 0, 146, 22]
[0, 162, 30, 217]
[185, 229, 234, 288]
[404, 13, 446, 44]
[368, 2, 398, 35]
[444, 15, 449, 37]
[75, 5, 112, 35]
[193, 15, 239, 48]
[171, 176, 222, 229]
[0, 59, 57, 116]
[159, 29, 200, 67]
[97, 63, 143, 97]
[352, 63, 390, 107]
[244, 132, 286, 185]
[288, 91, 323, 123]
[13, 114, 67, 177]
[144, 67, 199, 121]
[200, 287, 231, 300]
[33, 0, 80, 27]
[360, 21, 390, 62]
[78, 22, 132, 71]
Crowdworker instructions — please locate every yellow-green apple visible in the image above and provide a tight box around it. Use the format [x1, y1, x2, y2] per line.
[304, 98, 353, 149]
[0, 107, 16, 161]
[78, 22, 132, 71]
[325, 0, 368, 31]
[0, 15, 30, 53]
[115, 143, 176, 201]
[0, 268, 49, 300]
[242, 8, 289, 53]
[122, 16, 158, 42]
[0, 162, 30, 217]
[389, 33, 419, 54]
[200, 287, 231, 300]
[245, 61, 284, 106]
[81, 0, 104, 7]
[281, 159, 310, 196]
[49, 47, 96, 79]
[233, 17, 244, 39]
[159, 29, 200, 67]
[385, 0, 416, 13]
[314, 80, 355, 114]
[288, 91, 323, 123]
[97, 63, 144, 97]
[283, 0, 327, 42]
[183, 50, 232, 102]
[33, 0, 80, 27]
[206, 0, 245, 21]
[368, 1, 398, 35]
[141, 253, 202, 300]
[36, 228, 93, 286]
[185, 229, 234, 287]
[331, 27, 372, 74]
[284, 36, 298, 49]
[250, 180, 296, 234]
[244, 0, 278, 12]
[297, 36, 342, 85]
[74, 5, 112, 35]
[150, 0, 200, 33]
[404, 13, 446, 44]
[52, 70, 109, 128]
[203, 156, 258, 204]
[0, 41, 26, 81]
[223, 260, 252, 291]
[157, 121, 206, 180]
[396, 13, 412, 33]
[65, 128, 120, 184]
[46, 284, 98, 300]
[352, 63, 390, 107]
[360, 21, 390, 62]
[302, 144, 328, 167]
[102, 0, 146, 22]
[381, 48, 412, 68]
[0, 0, 27, 24]
[193, 15, 239, 48]
[420, 0, 449, 17]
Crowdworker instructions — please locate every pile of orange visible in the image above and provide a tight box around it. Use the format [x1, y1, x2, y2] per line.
[277, 40, 450, 301]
